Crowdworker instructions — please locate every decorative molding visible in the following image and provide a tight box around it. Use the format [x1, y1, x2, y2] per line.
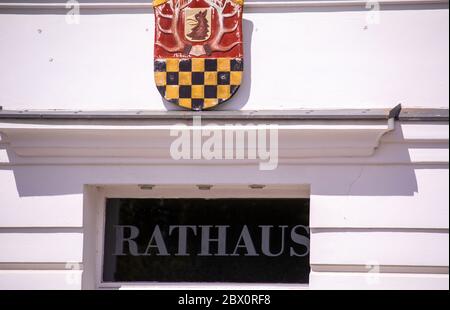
[1, 108, 448, 121]
[311, 264, 450, 274]
[0, 108, 398, 120]
[2, 109, 446, 166]
[0, 0, 447, 10]
[0, 263, 84, 271]
[399, 109, 449, 121]
[0, 118, 394, 164]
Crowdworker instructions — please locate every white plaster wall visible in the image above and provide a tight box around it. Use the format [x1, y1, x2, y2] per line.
[0, 120, 448, 289]
[0, 1, 448, 110]
[0, 0, 448, 290]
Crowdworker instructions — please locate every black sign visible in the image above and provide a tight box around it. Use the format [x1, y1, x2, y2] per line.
[103, 198, 310, 283]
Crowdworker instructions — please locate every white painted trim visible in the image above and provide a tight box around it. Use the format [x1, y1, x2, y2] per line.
[0, 270, 83, 290]
[309, 272, 449, 290]
[0, 263, 84, 270]
[0, 0, 447, 10]
[102, 184, 311, 199]
[311, 264, 449, 274]
[116, 283, 309, 290]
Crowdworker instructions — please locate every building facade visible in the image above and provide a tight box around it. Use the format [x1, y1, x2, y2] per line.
[0, 0, 449, 289]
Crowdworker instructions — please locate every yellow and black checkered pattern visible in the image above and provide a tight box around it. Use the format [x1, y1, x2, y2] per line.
[154, 58, 243, 110]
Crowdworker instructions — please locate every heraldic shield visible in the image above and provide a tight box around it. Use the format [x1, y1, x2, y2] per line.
[153, 0, 244, 111]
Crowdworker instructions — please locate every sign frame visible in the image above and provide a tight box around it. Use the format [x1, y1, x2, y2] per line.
[92, 185, 311, 289]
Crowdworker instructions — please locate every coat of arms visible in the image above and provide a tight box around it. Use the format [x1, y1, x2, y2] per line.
[153, 0, 244, 110]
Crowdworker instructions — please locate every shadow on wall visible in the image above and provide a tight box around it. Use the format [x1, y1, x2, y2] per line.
[216, 18, 253, 111]
[0, 124, 426, 198]
[162, 19, 254, 111]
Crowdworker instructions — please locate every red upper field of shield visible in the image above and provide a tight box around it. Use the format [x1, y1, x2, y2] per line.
[153, 0, 244, 58]
[153, 0, 244, 110]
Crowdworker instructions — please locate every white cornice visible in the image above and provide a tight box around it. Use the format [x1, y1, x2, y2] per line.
[0, 0, 447, 10]
[0, 118, 394, 164]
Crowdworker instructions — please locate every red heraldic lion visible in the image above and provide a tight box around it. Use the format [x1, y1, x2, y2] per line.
[153, 0, 244, 110]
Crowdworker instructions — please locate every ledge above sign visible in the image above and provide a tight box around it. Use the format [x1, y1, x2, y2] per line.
[0, 108, 399, 166]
